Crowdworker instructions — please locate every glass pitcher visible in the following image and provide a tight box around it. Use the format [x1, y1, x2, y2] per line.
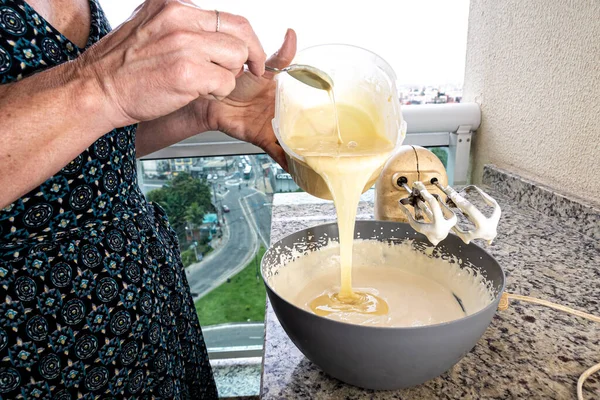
[272, 44, 406, 200]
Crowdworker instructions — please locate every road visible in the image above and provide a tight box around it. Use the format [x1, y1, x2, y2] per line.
[138, 156, 272, 299]
[138, 178, 165, 195]
[202, 322, 264, 349]
[186, 158, 270, 298]
[243, 191, 271, 248]
[243, 156, 272, 247]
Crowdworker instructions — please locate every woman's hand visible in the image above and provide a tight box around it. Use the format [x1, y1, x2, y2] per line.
[1, 0, 273, 208]
[192, 29, 298, 169]
[80, 0, 266, 128]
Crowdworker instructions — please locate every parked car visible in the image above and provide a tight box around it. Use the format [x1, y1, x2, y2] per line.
[222, 205, 230, 213]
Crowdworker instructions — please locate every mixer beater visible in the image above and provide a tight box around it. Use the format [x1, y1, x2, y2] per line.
[397, 178, 457, 246]
[375, 145, 501, 246]
[398, 178, 501, 246]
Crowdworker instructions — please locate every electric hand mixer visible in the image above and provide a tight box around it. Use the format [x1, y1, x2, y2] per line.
[374, 145, 501, 246]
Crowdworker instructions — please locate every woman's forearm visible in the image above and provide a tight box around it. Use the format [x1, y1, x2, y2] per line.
[135, 102, 211, 158]
[0, 61, 113, 209]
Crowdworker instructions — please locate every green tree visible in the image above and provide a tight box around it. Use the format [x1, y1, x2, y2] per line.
[146, 172, 213, 247]
[185, 202, 205, 227]
[430, 147, 448, 168]
[180, 248, 197, 268]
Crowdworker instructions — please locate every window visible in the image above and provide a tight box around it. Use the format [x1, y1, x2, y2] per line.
[138, 154, 275, 341]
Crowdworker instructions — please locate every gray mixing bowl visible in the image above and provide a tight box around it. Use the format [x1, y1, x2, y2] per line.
[261, 220, 505, 390]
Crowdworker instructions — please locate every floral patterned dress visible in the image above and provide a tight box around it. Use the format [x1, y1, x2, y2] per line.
[0, 0, 218, 398]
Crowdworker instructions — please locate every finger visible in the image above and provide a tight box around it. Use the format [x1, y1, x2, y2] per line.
[149, 4, 266, 76]
[217, 13, 266, 77]
[203, 33, 249, 72]
[133, 0, 159, 16]
[160, 32, 249, 74]
[265, 28, 297, 79]
[194, 62, 237, 98]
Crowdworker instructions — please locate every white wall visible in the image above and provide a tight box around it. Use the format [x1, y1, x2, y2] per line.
[463, 0, 600, 204]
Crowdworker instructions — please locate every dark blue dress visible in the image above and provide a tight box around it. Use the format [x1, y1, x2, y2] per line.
[0, 0, 218, 398]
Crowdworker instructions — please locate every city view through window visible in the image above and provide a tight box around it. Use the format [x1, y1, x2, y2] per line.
[138, 154, 284, 350]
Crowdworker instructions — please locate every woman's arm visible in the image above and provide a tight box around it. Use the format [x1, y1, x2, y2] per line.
[135, 102, 208, 158]
[0, 0, 267, 209]
[0, 61, 113, 210]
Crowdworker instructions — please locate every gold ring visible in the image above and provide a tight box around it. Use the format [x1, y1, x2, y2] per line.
[215, 10, 220, 32]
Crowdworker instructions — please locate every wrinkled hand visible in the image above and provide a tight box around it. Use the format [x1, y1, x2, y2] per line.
[79, 0, 266, 128]
[194, 29, 297, 170]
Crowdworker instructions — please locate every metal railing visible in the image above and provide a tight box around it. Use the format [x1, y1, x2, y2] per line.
[141, 102, 481, 185]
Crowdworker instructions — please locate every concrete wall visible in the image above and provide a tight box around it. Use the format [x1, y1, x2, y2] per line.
[463, 0, 600, 204]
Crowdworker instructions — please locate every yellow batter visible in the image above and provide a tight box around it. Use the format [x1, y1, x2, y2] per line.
[286, 103, 394, 315]
[269, 240, 494, 327]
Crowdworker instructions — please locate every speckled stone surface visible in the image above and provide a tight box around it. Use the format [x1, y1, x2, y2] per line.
[211, 357, 261, 398]
[261, 180, 600, 399]
[483, 164, 600, 241]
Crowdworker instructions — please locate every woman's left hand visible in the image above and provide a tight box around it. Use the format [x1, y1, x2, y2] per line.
[191, 29, 297, 170]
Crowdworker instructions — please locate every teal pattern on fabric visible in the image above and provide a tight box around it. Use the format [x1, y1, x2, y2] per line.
[0, 0, 218, 398]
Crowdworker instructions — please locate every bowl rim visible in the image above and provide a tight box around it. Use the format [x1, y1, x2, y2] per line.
[261, 220, 506, 331]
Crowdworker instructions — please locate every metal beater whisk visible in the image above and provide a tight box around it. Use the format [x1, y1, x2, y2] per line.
[397, 177, 501, 246]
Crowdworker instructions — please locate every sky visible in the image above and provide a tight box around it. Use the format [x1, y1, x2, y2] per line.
[100, 0, 470, 86]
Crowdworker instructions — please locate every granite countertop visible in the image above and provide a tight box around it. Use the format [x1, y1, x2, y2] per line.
[260, 167, 600, 399]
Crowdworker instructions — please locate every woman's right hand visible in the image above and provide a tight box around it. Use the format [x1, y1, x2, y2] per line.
[79, 0, 267, 129]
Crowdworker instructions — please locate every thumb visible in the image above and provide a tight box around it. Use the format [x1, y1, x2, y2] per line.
[265, 29, 297, 74]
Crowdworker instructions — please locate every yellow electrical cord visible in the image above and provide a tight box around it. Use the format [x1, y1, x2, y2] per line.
[498, 292, 600, 400]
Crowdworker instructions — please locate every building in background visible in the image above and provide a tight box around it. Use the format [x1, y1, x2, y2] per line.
[398, 85, 463, 105]
[172, 158, 193, 172]
[269, 164, 300, 193]
[202, 157, 234, 173]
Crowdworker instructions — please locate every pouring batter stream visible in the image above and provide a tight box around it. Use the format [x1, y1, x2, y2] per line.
[287, 103, 394, 315]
